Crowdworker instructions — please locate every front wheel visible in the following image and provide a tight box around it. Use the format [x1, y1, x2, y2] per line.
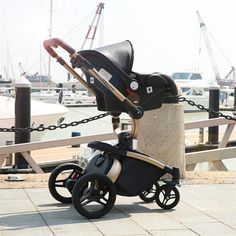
[155, 184, 180, 209]
[72, 173, 116, 219]
[139, 182, 159, 202]
[48, 163, 83, 204]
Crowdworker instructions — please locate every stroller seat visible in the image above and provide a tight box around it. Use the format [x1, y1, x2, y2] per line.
[95, 40, 134, 74]
[78, 41, 178, 113]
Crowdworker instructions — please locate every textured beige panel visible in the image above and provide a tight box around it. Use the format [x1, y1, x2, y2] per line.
[137, 104, 185, 177]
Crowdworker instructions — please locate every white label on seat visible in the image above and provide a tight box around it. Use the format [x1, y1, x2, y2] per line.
[90, 77, 95, 84]
[146, 86, 153, 93]
[99, 68, 112, 81]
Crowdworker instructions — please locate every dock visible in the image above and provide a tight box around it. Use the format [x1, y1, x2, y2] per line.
[0, 172, 236, 235]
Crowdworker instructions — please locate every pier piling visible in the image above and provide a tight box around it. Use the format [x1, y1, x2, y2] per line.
[208, 88, 219, 145]
[234, 87, 236, 112]
[14, 76, 31, 169]
[137, 102, 185, 177]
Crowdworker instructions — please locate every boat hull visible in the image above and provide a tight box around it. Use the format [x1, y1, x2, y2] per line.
[0, 96, 68, 146]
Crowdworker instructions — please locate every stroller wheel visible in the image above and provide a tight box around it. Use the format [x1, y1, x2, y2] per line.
[139, 182, 159, 202]
[48, 163, 83, 204]
[72, 173, 116, 219]
[155, 184, 180, 209]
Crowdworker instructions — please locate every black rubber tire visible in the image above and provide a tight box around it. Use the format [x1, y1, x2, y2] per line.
[155, 184, 180, 209]
[72, 173, 116, 219]
[48, 163, 83, 204]
[139, 182, 159, 202]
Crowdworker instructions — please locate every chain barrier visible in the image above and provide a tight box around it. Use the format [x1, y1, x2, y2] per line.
[1, 96, 235, 133]
[178, 96, 236, 121]
[0, 112, 109, 133]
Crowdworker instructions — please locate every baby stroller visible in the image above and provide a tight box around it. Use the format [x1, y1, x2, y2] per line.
[44, 38, 181, 219]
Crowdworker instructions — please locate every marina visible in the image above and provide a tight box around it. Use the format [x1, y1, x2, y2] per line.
[31, 88, 97, 107]
[1, 0, 236, 233]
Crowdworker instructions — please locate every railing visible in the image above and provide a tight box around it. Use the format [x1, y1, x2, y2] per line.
[185, 117, 236, 171]
[0, 117, 235, 173]
[119, 117, 236, 171]
[0, 133, 116, 173]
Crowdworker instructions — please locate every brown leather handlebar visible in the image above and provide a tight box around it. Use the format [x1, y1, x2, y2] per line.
[43, 38, 76, 58]
[43, 37, 93, 92]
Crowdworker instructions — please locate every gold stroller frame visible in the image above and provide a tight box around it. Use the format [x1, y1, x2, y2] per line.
[44, 38, 180, 219]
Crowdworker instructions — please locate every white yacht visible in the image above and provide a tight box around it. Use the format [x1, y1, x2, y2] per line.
[0, 96, 68, 146]
[31, 89, 97, 107]
[171, 72, 213, 112]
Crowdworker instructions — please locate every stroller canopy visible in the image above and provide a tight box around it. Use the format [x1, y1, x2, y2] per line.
[78, 41, 178, 114]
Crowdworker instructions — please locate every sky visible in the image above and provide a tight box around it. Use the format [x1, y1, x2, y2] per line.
[1, 0, 236, 83]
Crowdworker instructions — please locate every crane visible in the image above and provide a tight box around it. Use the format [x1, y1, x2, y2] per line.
[196, 11, 235, 87]
[80, 2, 104, 50]
[67, 2, 104, 82]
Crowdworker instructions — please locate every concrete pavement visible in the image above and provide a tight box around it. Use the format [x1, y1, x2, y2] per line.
[0, 184, 236, 236]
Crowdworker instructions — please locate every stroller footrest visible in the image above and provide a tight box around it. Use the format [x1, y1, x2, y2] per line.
[163, 166, 180, 186]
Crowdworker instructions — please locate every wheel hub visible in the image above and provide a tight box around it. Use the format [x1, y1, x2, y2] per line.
[65, 179, 76, 192]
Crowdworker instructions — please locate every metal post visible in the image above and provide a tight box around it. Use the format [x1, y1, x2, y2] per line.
[234, 87, 236, 112]
[14, 76, 31, 169]
[5, 141, 13, 166]
[199, 128, 204, 143]
[208, 88, 219, 145]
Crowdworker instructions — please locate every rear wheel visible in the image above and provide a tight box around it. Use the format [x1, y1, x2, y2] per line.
[48, 163, 83, 203]
[155, 184, 180, 209]
[72, 173, 116, 219]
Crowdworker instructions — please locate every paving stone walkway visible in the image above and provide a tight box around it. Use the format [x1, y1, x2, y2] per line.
[0, 184, 236, 236]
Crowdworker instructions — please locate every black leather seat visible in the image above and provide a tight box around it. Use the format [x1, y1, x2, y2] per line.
[76, 41, 178, 113]
[95, 40, 134, 74]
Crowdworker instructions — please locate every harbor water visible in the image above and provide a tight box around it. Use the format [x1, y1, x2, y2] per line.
[42, 106, 236, 171]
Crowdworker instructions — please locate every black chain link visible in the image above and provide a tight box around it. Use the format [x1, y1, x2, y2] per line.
[1, 97, 235, 133]
[178, 96, 236, 121]
[0, 112, 109, 133]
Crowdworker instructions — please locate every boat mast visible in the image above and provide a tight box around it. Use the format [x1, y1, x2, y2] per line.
[48, 0, 53, 82]
[3, 66, 9, 81]
[18, 62, 25, 75]
[80, 2, 104, 50]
